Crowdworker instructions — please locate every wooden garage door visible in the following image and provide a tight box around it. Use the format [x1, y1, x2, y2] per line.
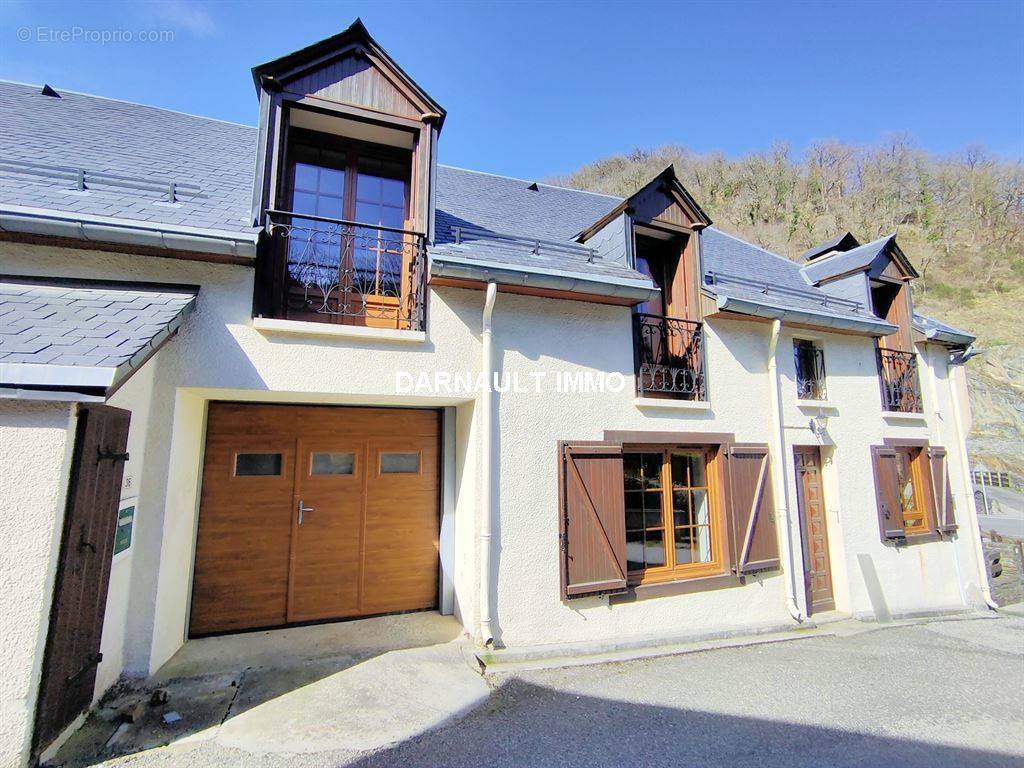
[189, 404, 439, 635]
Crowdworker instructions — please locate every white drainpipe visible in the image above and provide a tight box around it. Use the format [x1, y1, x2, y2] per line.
[946, 357, 998, 610]
[479, 281, 498, 645]
[767, 319, 804, 622]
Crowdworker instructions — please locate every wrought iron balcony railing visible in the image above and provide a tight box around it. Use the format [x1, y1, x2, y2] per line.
[633, 313, 706, 400]
[793, 340, 827, 401]
[877, 348, 922, 413]
[264, 210, 426, 331]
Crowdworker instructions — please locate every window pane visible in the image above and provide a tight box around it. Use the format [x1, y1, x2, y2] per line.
[292, 191, 318, 215]
[673, 490, 691, 528]
[317, 195, 344, 220]
[355, 200, 382, 225]
[671, 453, 690, 488]
[643, 491, 663, 528]
[235, 453, 281, 477]
[694, 525, 712, 562]
[692, 489, 709, 525]
[642, 453, 662, 488]
[293, 163, 318, 191]
[674, 526, 693, 565]
[644, 529, 666, 567]
[381, 177, 405, 207]
[381, 452, 419, 474]
[623, 454, 642, 491]
[626, 529, 645, 572]
[319, 167, 345, 194]
[689, 455, 706, 488]
[625, 493, 644, 530]
[311, 452, 354, 475]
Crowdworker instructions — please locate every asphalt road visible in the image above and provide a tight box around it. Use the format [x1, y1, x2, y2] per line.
[976, 485, 1024, 538]
[67, 616, 1024, 768]
[355, 618, 1024, 768]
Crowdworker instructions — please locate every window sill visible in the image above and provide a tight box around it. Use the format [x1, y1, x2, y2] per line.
[252, 317, 427, 343]
[634, 397, 711, 412]
[882, 410, 927, 423]
[610, 572, 742, 603]
[796, 399, 837, 412]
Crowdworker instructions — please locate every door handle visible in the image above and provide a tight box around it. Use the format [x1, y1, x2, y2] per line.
[297, 499, 313, 526]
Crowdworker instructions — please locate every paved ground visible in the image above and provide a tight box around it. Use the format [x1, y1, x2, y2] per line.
[50, 614, 1023, 768]
[977, 485, 1024, 538]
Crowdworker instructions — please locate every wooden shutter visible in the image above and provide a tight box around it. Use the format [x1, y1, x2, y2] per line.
[871, 446, 906, 541]
[725, 444, 780, 573]
[558, 442, 627, 598]
[928, 446, 957, 533]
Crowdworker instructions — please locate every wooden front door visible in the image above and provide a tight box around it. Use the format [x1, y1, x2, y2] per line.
[793, 446, 835, 614]
[190, 404, 439, 636]
[34, 405, 130, 755]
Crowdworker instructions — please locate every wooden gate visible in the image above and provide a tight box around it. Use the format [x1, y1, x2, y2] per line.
[33, 404, 130, 755]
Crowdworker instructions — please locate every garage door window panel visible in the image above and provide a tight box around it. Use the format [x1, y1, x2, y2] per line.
[234, 452, 284, 477]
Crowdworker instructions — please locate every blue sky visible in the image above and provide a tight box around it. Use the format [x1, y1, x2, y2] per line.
[2, 0, 1022, 178]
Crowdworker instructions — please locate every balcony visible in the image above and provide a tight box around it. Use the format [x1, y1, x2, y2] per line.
[264, 210, 426, 331]
[877, 348, 922, 413]
[633, 313, 706, 400]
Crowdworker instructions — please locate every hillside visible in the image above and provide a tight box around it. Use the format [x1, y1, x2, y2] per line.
[554, 140, 1024, 478]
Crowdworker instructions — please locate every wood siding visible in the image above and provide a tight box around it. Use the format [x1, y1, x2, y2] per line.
[286, 52, 421, 119]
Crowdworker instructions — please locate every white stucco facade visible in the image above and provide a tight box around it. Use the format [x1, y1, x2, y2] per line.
[0, 237, 989, 764]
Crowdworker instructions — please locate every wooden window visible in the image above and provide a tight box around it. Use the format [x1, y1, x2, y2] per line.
[622, 449, 722, 583]
[871, 443, 944, 542]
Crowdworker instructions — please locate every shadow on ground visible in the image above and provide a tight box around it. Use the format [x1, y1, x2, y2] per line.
[350, 677, 1020, 768]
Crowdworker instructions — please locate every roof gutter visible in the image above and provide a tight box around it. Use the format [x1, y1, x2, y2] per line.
[0, 206, 258, 260]
[714, 294, 898, 337]
[430, 254, 659, 304]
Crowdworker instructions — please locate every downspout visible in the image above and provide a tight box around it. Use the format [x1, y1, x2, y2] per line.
[767, 319, 804, 622]
[946, 354, 998, 610]
[924, 346, 965, 605]
[479, 281, 499, 645]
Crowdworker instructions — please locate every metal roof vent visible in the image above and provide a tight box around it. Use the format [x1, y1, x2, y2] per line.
[40, 84, 61, 98]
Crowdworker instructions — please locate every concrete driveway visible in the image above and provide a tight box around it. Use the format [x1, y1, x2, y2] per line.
[51, 614, 1023, 768]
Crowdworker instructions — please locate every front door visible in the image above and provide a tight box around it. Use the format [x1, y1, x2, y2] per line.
[34, 405, 130, 755]
[190, 404, 439, 636]
[793, 446, 835, 614]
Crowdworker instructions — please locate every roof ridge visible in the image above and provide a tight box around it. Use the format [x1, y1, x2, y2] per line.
[0, 79, 257, 131]
[438, 164, 623, 201]
[707, 227, 811, 281]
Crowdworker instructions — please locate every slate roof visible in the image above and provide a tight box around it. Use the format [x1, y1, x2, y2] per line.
[0, 80, 257, 238]
[0, 80, 967, 342]
[800, 234, 897, 284]
[431, 166, 651, 285]
[913, 312, 975, 347]
[0, 276, 197, 397]
[699, 228, 893, 331]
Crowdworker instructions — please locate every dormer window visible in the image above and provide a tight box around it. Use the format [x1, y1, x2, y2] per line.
[250, 20, 444, 332]
[793, 339, 826, 401]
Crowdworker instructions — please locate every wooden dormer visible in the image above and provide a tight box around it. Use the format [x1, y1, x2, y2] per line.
[577, 166, 711, 323]
[249, 20, 444, 330]
[249, 19, 444, 236]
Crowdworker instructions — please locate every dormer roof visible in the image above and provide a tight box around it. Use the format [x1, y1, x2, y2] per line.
[799, 231, 861, 262]
[250, 18, 446, 127]
[574, 165, 711, 242]
[801, 233, 919, 284]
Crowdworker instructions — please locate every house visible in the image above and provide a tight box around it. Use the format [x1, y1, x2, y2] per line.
[0, 19, 994, 766]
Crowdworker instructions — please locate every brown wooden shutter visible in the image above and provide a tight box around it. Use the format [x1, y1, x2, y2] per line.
[558, 442, 627, 598]
[928, 446, 957, 533]
[725, 444, 780, 573]
[871, 446, 906, 541]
